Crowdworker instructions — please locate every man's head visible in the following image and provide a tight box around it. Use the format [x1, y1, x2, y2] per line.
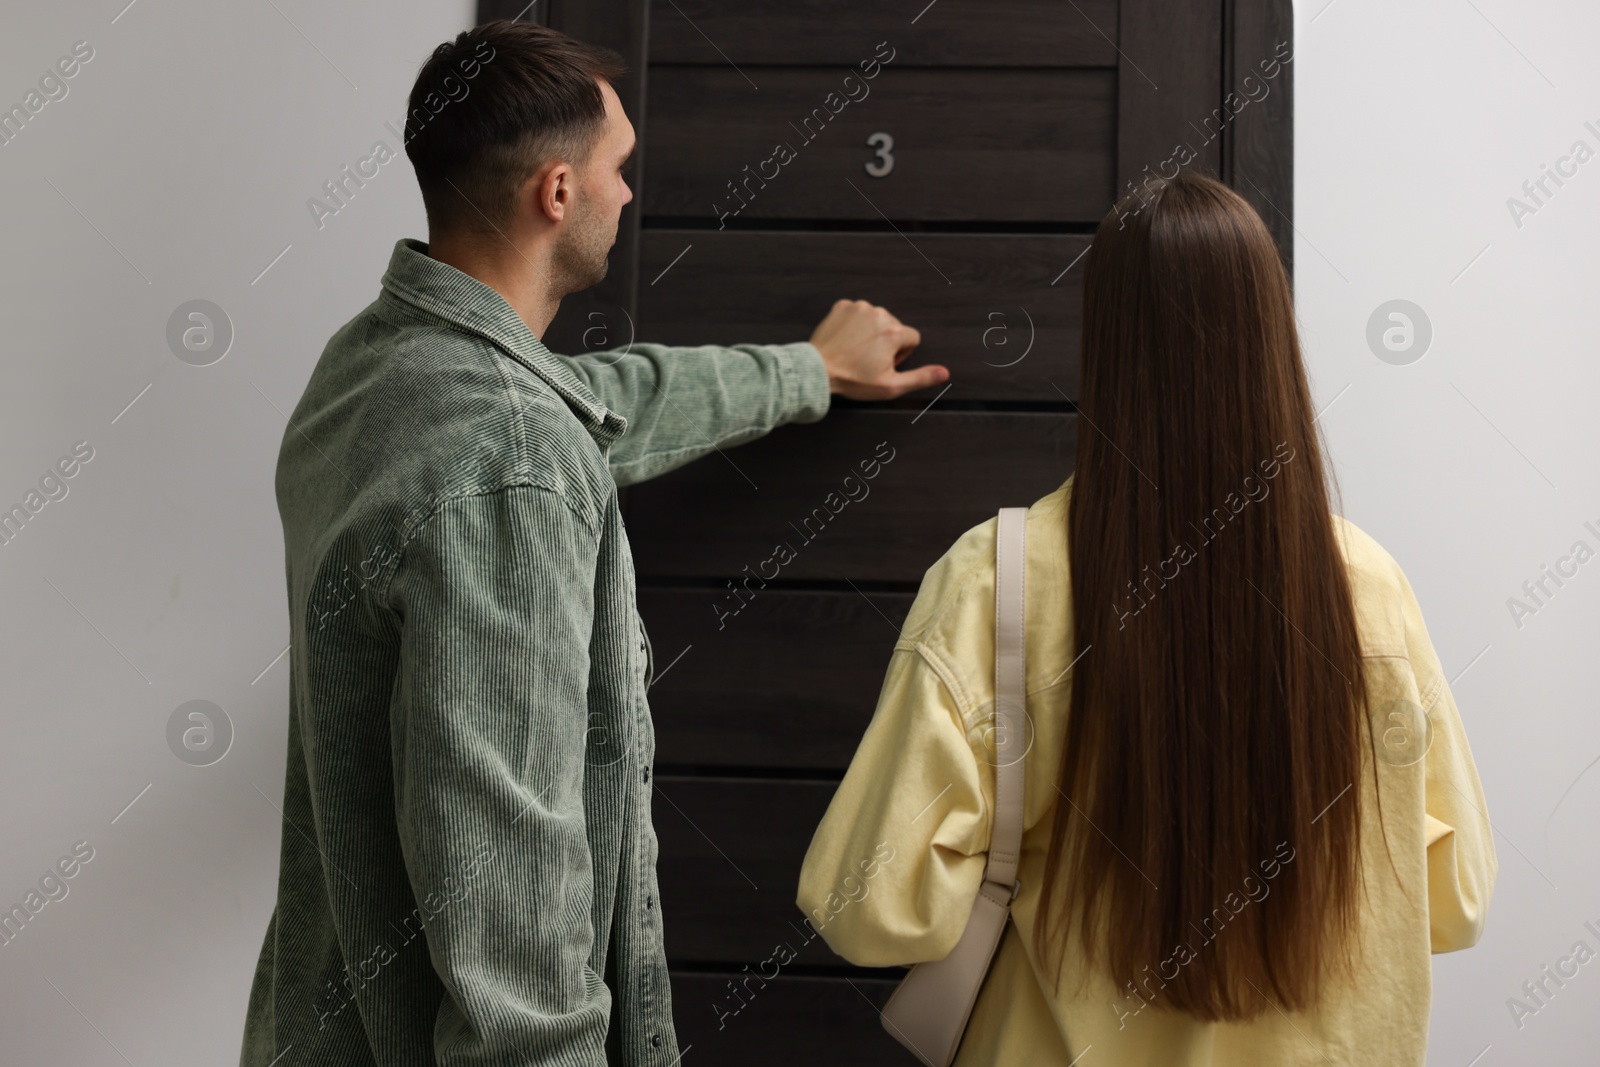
[403, 21, 633, 294]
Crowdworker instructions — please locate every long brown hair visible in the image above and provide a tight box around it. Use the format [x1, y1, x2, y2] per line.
[1035, 172, 1372, 1021]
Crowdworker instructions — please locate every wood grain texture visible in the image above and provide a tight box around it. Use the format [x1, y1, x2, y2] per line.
[626, 411, 1076, 582]
[1116, 0, 1223, 196]
[638, 230, 1086, 401]
[671, 971, 914, 1065]
[475, 0, 545, 22]
[649, 0, 1119, 67]
[640, 587, 911, 770]
[1226, 0, 1295, 274]
[644, 67, 1115, 222]
[653, 777, 845, 965]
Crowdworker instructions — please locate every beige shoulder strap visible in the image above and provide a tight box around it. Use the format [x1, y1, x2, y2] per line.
[879, 506, 1029, 1067]
[985, 506, 1028, 891]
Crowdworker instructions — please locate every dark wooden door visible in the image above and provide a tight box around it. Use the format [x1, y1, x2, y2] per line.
[477, 1, 1292, 1060]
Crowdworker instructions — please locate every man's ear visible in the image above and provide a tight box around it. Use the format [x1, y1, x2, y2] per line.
[528, 161, 574, 225]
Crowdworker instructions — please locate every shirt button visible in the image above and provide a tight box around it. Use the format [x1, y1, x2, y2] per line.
[651, 1034, 662, 1048]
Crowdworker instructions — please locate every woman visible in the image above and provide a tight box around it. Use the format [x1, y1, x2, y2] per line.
[796, 173, 1497, 1065]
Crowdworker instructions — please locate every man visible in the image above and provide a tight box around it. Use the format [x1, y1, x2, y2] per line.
[239, 19, 946, 1067]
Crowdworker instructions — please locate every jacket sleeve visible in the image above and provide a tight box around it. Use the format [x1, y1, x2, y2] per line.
[562, 341, 832, 486]
[388, 484, 609, 1065]
[796, 641, 992, 967]
[1397, 564, 1499, 953]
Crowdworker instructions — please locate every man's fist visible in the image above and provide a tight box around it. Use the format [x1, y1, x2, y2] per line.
[808, 299, 949, 402]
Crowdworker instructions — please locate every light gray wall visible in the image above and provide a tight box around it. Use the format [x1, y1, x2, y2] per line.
[0, 0, 1594, 1063]
[1294, 1, 1600, 1063]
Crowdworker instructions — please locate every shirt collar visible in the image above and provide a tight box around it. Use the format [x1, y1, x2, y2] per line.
[378, 238, 626, 444]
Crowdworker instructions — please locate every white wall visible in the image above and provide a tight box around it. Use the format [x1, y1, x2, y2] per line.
[0, 0, 1594, 1063]
[0, 1, 473, 1062]
[1295, 0, 1600, 1062]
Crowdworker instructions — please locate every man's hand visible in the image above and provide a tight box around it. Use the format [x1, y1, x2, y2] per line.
[808, 299, 949, 401]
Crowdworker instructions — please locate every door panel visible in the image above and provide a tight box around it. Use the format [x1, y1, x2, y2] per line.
[625, 412, 1077, 582]
[638, 230, 1088, 401]
[480, 1, 1291, 1059]
[640, 587, 912, 771]
[649, 0, 1119, 67]
[670, 971, 913, 1065]
[645, 68, 1116, 222]
[653, 777, 842, 964]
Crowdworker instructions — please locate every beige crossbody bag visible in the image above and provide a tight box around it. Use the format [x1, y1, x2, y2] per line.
[880, 507, 1028, 1067]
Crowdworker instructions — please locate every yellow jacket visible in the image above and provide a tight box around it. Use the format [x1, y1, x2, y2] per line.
[797, 475, 1497, 1066]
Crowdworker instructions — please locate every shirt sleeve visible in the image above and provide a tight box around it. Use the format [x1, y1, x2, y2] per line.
[387, 484, 608, 1065]
[1397, 564, 1499, 953]
[796, 641, 993, 968]
[561, 341, 831, 486]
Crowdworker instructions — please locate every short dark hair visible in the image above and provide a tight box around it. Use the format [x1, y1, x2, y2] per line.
[402, 21, 627, 236]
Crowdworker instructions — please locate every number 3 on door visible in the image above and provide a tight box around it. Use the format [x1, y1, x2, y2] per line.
[865, 131, 895, 178]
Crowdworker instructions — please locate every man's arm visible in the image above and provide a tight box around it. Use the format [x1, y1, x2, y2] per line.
[388, 483, 608, 1065]
[563, 339, 830, 487]
[563, 300, 946, 486]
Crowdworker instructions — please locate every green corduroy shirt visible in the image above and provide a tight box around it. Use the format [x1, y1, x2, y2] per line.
[239, 237, 831, 1066]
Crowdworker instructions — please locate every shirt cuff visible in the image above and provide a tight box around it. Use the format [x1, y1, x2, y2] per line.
[775, 341, 832, 425]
